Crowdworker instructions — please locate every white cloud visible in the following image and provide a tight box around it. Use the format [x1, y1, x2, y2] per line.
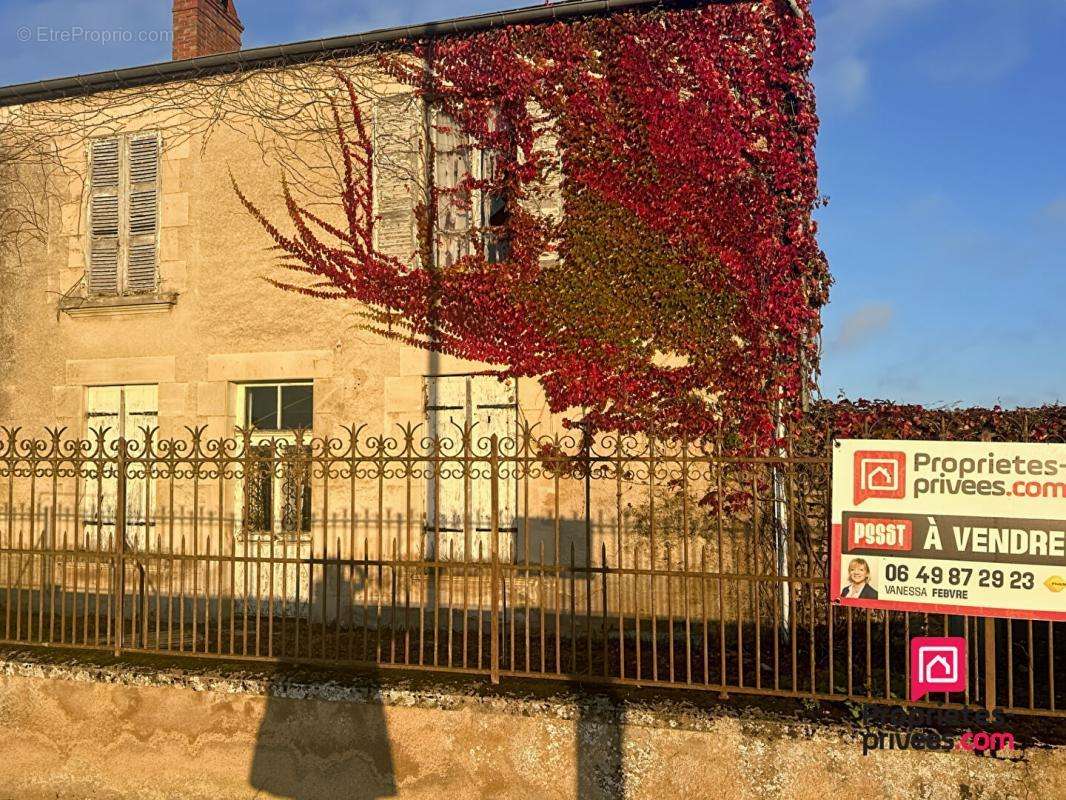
[1041, 198, 1066, 225]
[820, 55, 868, 108]
[812, 0, 939, 111]
[814, 0, 1057, 110]
[830, 302, 894, 351]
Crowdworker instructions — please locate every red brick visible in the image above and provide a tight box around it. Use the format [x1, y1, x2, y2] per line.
[172, 0, 244, 60]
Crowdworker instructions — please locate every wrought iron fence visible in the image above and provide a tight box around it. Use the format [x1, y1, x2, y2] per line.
[0, 423, 1061, 717]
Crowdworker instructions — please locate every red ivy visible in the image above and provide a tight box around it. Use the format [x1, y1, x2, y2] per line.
[802, 399, 1066, 450]
[237, 1, 828, 446]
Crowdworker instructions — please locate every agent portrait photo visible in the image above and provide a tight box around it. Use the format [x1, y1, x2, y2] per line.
[841, 557, 879, 600]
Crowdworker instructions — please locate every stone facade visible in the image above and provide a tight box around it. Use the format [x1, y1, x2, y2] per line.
[0, 650, 1062, 800]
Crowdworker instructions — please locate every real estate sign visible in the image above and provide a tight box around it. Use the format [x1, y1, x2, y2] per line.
[832, 439, 1066, 621]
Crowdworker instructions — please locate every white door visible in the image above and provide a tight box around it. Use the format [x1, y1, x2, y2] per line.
[426, 375, 516, 561]
[84, 385, 158, 548]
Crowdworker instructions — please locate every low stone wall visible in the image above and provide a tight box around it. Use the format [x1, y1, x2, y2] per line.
[0, 650, 1062, 800]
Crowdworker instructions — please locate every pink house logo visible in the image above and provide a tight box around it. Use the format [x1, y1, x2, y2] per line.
[910, 637, 967, 701]
[853, 451, 906, 505]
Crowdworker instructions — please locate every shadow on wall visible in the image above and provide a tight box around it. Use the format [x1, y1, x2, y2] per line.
[246, 578, 628, 800]
[249, 575, 397, 800]
[574, 685, 627, 800]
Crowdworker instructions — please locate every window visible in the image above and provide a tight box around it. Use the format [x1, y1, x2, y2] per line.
[238, 382, 314, 536]
[479, 146, 511, 264]
[87, 132, 160, 296]
[433, 111, 510, 268]
[425, 375, 517, 561]
[83, 385, 158, 542]
[369, 99, 509, 267]
[244, 383, 314, 432]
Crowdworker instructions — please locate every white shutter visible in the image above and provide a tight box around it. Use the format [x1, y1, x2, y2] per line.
[88, 138, 120, 295]
[85, 386, 121, 534]
[127, 242, 158, 292]
[129, 190, 157, 235]
[89, 238, 120, 294]
[122, 385, 158, 540]
[528, 102, 563, 223]
[471, 377, 517, 555]
[90, 138, 120, 187]
[126, 135, 160, 292]
[122, 384, 158, 443]
[128, 136, 159, 184]
[426, 376, 468, 558]
[90, 195, 119, 235]
[372, 94, 421, 261]
[433, 111, 473, 268]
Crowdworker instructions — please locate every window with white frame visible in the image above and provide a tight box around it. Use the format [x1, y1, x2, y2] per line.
[83, 385, 158, 543]
[425, 375, 517, 561]
[87, 132, 161, 296]
[237, 382, 314, 536]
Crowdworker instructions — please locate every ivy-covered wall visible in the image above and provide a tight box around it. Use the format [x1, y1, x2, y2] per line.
[241, 0, 828, 446]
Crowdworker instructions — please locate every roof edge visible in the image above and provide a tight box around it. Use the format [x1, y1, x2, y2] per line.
[0, 0, 701, 108]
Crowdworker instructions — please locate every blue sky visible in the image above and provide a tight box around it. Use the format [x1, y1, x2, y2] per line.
[1, 0, 1063, 409]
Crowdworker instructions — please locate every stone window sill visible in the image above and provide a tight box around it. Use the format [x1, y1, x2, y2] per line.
[59, 292, 179, 318]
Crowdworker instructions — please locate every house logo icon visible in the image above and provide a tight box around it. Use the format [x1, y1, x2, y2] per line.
[853, 450, 906, 505]
[910, 637, 967, 701]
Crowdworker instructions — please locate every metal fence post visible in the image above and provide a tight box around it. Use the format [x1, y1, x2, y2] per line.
[489, 434, 500, 684]
[582, 423, 592, 675]
[113, 437, 127, 657]
[984, 616, 997, 712]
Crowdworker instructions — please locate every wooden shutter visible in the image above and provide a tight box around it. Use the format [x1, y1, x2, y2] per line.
[433, 111, 473, 268]
[88, 138, 120, 294]
[529, 102, 563, 223]
[471, 377, 517, 553]
[426, 376, 468, 558]
[83, 386, 157, 544]
[84, 386, 121, 534]
[122, 385, 158, 539]
[372, 94, 421, 261]
[127, 134, 160, 293]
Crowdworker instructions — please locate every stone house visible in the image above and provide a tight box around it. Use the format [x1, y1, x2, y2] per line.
[0, 0, 668, 576]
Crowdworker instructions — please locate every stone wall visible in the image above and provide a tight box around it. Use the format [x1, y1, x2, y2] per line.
[0, 650, 1062, 800]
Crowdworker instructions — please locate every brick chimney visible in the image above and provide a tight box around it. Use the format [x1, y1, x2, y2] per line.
[172, 0, 244, 61]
